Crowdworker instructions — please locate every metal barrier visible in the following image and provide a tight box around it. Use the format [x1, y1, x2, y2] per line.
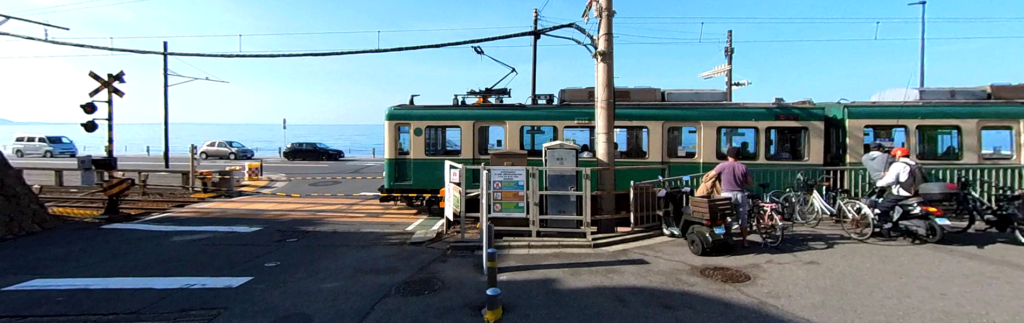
[16, 167, 192, 188]
[444, 161, 667, 241]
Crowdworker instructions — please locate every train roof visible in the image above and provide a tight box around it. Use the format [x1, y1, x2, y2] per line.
[834, 100, 1024, 120]
[385, 102, 826, 122]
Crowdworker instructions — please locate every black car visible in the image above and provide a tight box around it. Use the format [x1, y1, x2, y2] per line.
[283, 142, 344, 161]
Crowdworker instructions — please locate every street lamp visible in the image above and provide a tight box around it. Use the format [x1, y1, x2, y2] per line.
[908, 1, 926, 89]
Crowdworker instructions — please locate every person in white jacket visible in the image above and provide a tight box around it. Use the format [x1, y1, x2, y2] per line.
[874, 147, 916, 228]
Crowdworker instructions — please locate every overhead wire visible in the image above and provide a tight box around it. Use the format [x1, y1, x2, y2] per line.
[11, 0, 112, 14]
[50, 25, 534, 40]
[0, 23, 585, 58]
[21, 0, 163, 16]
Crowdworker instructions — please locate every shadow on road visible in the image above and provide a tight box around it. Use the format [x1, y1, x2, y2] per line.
[500, 258, 650, 274]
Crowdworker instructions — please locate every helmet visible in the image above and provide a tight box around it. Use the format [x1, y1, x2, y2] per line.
[890, 147, 910, 158]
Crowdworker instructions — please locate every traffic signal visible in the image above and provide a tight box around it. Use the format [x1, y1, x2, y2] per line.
[81, 120, 98, 133]
[80, 102, 98, 115]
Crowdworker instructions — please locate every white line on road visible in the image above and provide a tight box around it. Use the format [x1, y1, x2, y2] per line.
[431, 218, 444, 231]
[405, 218, 426, 231]
[1, 277, 253, 290]
[132, 213, 173, 223]
[102, 223, 262, 232]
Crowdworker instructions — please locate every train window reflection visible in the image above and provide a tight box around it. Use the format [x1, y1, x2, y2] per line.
[717, 127, 758, 161]
[613, 127, 648, 159]
[425, 126, 461, 157]
[916, 126, 961, 161]
[521, 126, 557, 157]
[766, 127, 807, 161]
[667, 126, 698, 159]
[564, 127, 595, 158]
[863, 126, 907, 154]
[397, 125, 410, 156]
[980, 127, 1014, 160]
[477, 125, 505, 155]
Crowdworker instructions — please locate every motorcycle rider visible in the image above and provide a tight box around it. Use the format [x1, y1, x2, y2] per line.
[873, 147, 917, 231]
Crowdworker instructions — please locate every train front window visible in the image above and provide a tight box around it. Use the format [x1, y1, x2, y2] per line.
[564, 127, 595, 158]
[917, 126, 961, 161]
[863, 126, 907, 154]
[397, 125, 410, 156]
[980, 127, 1015, 160]
[667, 126, 697, 159]
[425, 126, 461, 157]
[717, 127, 758, 161]
[521, 126, 557, 157]
[477, 125, 505, 155]
[766, 127, 807, 161]
[615, 127, 649, 159]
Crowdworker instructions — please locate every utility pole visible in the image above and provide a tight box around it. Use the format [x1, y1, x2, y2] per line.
[594, 0, 616, 232]
[909, 1, 926, 88]
[163, 41, 169, 169]
[163, 45, 228, 168]
[530, 8, 539, 105]
[725, 30, 734, 102]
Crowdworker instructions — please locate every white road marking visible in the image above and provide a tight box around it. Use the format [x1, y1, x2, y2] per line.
[1, 277, 253, 290]
[102, 223, 262, 232]
[430, 218, 445, 231]
[132, 213, 172, 223]
[405, 218, 426, 231]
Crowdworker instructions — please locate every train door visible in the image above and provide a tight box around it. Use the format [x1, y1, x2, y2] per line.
[394, 124, 413, 183]
[474, 122, 507, 163]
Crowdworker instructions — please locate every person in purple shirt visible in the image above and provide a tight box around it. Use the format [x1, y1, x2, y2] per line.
[713, 146, 754, 246]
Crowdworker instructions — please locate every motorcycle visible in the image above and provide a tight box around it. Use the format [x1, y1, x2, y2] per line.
[865, 187, 950, 243]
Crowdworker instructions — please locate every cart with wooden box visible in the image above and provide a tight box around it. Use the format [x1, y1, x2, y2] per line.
[682, 195, 735, 256]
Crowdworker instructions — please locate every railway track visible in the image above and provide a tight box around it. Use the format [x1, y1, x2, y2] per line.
[40, 195, 207, 216]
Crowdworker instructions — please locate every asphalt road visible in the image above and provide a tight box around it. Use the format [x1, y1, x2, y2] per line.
[2, 220, 1022, 322]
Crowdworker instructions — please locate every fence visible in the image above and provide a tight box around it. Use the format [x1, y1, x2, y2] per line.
[2, 144, 384, 158]
[445, 161, 668, 241]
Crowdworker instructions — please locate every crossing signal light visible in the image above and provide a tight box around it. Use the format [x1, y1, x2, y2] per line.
[80, 102, 98, 115]
[81, 120, 98, 133]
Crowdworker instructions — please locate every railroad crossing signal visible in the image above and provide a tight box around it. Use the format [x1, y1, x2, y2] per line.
[89, 70, 125, 98]
[80, 102, 98, 114]
[80, 120, 98, 133]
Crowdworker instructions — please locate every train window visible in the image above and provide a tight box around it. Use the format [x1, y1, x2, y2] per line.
[717, 127, 758, 161]
[521, 126, 557, 157]
[765, 127, 807, 161]
[863, 126, 907, 154]
[564, 126, 595, 158]
[425, 126, 461, 157]
[477, 125, 505, 155]
[397, 125, 410, 156]
[615, 127, 649, 159]
[667, 126, 698, 159]
[916, 126, 961, 161]
[980, 127, 1015, 160]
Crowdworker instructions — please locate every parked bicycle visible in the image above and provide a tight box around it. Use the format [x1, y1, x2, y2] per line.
[748, 183, 786, 247]
[779, 172, 830, 228]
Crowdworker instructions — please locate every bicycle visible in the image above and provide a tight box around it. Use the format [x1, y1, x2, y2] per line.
[950, 176, 1024, 243]
[834, 186, 876, 241]
[780, 172, 831, 228]
[748, 183, 786, 247]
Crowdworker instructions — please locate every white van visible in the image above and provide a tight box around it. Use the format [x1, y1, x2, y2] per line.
[10, 134, 79, 158]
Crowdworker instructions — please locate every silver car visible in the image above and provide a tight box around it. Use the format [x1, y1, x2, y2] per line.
[10, 134, 78, 158]
[197, 140, 254, 160]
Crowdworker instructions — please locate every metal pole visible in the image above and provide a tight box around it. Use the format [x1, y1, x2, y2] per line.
[530, 8, 539, 105]
[163, 41, 170, 169]
[595, 0, 616, 233]
[918, 2, 926, 88]
[107, 81, 114, 158]
[725, 30, 734, 102]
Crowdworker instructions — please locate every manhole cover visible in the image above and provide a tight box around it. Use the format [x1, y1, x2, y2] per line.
[699, 267, 751, 284]
[393, 277, 442, 297]
[308, 181, 343, 187]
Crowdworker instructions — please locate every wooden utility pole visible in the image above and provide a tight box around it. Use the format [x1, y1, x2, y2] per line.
[531, 8, 539, 105]
[725, 30, 734, 102]
[595, 0, 616, 232]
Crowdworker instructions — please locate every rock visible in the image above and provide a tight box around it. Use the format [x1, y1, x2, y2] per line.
[0, 152, 58, 240]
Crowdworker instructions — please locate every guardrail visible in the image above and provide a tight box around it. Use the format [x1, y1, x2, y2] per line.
[14, 166, 193, 188]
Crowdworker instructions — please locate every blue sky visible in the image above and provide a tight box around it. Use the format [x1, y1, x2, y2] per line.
[1, 0, 1022, 125]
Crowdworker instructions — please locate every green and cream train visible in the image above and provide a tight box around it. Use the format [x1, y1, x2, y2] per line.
[380, 88, 1024, 209]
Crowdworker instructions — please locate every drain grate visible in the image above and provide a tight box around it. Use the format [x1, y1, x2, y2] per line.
[699, 267, 752, 284]
[392, 277, 443, 297]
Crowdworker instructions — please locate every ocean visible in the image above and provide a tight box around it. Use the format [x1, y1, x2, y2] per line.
[0, 123, 384, 157]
